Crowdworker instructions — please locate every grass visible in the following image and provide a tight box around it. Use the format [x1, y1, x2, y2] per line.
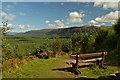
[79, 65, 118, 78]
[2, 56, 69, 78]
[2, 55, 118, 78]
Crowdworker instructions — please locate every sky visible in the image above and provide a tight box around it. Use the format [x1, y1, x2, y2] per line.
[0, 2, 119, 32]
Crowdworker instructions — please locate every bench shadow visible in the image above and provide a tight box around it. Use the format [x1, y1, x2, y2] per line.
[74, 77, 97, 80]
[52, 64, 93, 73]
[74, 75, 119, 80]
[52, 64, 120, 80]
[76, 74, 120, 80]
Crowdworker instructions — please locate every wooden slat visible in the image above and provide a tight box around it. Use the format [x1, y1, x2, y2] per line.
[66, 58, 102, 64]
[66, 60, 76, 64]
[70, 52, 108, 59]
[78, 57, 102, 63]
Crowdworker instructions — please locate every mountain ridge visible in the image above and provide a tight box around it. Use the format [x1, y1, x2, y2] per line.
[15, 26, 111, 37]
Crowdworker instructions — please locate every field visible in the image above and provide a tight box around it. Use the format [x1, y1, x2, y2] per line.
[2, 33, 119, 79]
[2, 36, 69, 60]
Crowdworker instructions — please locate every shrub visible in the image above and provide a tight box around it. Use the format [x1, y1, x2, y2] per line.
[2, 58, 21, 72]
[94, 27, 109, 52]
[62, 39, 72, 53]
[53, 38, 62, 52]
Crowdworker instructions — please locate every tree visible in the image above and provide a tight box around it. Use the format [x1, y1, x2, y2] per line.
[0, 20, 12, 41]
[113, 18, 120, 70]
[94, 27, 108, 52]
[113, 18, 120, 53]
[62, 39, 72, 53]
[71, 32, 89, 54]
[54, 38, 62, 52]
[81, 32, 89, 53]
[114, 18, 120, 36]
[71, 33, 82, 54]
[87, 31, 97, 52]
[103, 29, 117, 51]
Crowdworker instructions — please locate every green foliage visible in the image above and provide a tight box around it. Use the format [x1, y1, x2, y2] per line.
[71, 32, 83, 53]
[113, 18, 120, 50]
[71, 32, 93, 54]
[94, 27, 109, 51]
[70, 27, 117, 55]
[103, 29, 117, 51]
[2, 36, 69, 60]
[80, 32, 89, 53]
[113, 18, 120, 69]
[87, 31, 97, 52]
[62, 39, 72, 53]
[113, 18, 120, 36]
[2, 26, 118, 67]
[53, 38, 62, 52]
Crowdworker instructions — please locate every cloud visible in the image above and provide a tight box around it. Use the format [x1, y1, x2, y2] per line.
[4, 14, 16, 21]
[0, 11, 25, 22]
[45, 20, 50, 24]
[0, 21, 36, 32]
[45, 11, 85, 28]
[95, 11, 119, 23]
[47, 24, 55, 27]
[5, 5, 12, 11]
[45, 20, 65, 28]
[68, 11, 85, 23]
[7, 24, 13, 27]
[89, 10, 119, 25]
[45, 20, 55, 27]
[54, 20, 65, 28]
[18, 24, 25, 29]
[0, 11, 17, 21]
[0, 23, 16, 29]
[89, 20, 98, 24]
[94, 2, 118, 10]
[101, 23, 106, 25]
[18, 24, 36, 29]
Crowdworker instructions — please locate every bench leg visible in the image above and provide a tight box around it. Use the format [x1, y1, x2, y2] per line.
[72, 63, 81, 75]
[96, 60, 107, 69]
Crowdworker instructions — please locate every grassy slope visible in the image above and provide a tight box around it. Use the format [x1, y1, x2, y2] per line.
[2, 56, 118, 78]
[2, 56, 71, 78]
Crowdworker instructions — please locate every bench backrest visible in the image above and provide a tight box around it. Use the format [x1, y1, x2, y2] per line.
[70, 52, 108, 59]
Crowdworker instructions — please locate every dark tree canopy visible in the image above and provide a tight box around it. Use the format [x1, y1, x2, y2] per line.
[114, 18, 120, 36]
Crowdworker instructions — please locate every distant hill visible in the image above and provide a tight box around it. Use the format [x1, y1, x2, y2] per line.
[15, 26, 109, 37]
[6, 32, 18, 35]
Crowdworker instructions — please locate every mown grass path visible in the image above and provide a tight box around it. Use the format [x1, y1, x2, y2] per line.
[2, 56, 118, 78]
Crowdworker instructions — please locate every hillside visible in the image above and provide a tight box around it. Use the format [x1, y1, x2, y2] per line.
[16, 26, 102, 37]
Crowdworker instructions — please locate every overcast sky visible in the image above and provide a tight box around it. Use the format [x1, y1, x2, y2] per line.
[0, 2, 119, 32]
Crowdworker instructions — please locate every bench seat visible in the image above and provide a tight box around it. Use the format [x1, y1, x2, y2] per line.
[70, 52, 107, 59]
[67, 57, 102, 64]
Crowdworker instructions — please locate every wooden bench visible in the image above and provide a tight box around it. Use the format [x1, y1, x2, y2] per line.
[66, 52, 108, 74]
